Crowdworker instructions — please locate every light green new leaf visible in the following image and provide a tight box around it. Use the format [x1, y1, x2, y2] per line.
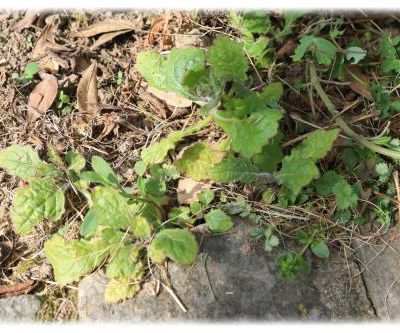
[197, 189, 215, 206]
[104, 278, 140, 304]
[310, 240, 330, 259]
[131, 215, 153, 239]
[80, 209, 98, 238]
[148, 229, 198, 265]
[205, 209, 234, 233]
[66, 151, 86, 174]
[91, 156, 120, 188]
[47, 144, 64, 168]
[345, 46, 367, 64]
[106, 246, 144, 279]
[44, 235, 108, 285]
[208, 36, 249, 82]
[11, 178, 65, 234]
[91, 186, 133, 229]
[175, 142, 225, 180]
[208, 156, 261, 183]
[215, 109, 282, 158]
[0, 145, 45, 180]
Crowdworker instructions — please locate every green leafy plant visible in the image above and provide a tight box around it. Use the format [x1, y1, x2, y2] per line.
[56, 90, 75, 116]
[116, 70, 124, 85]
[13, 62, 39, 84]
[250, 226, 280, 252]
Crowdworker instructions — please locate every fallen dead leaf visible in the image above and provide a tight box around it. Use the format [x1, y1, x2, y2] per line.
[71, 19, 138, 50]
[344, 64, 373, 100]
[77, 60, 99, 116]
[27, 74, 58, 122]
[177, 177, 210, 205]
[10, 10, 39, 32]
[277, 38, 297, 59]
[147, 87, 192, 108]
[148, 19, 165, 45]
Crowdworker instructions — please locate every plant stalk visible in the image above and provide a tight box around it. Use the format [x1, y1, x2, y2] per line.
[309, 62, 400, 160]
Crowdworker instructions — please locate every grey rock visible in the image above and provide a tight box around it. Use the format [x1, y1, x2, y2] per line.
[78, 219, 375, 322]
[356, 230, 400, 320]
[0, 295, 41, 322]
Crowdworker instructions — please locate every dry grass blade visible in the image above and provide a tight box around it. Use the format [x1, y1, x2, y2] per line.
[77, 60, 99, 116]
[10, 10, 39, 32]
[344, 64, 373, 100]
[27, 74, 58, 122]
[70, 19, 137, 38]
[147, 87, 193, 108]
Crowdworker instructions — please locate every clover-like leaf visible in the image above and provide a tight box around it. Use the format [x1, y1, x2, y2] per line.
[0, 145, 45, 180]
[11, 178, 65, 234]
[148, 229, 198, 265]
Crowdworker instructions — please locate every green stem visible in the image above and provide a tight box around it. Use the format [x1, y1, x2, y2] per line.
[309, 62, 400, 160]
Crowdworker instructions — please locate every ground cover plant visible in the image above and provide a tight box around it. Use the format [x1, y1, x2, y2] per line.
[0, 9, 400, 320]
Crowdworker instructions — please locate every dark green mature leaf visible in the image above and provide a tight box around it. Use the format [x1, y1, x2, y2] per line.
[44, 235, 109, 285]
[148, 229, 198, 265]
[205, 209, 234, 233]
[310, 240, 330, 258]
[208, 156, 261, 183]
[252, 133, 284, 172]
[293, 35, 337, 65]
[380, 34, 400, 74]
[11, 178, 65, 234]
[276, 252, 310, 279]
[208, 36, 249, 82]
[0, 145, 45, 180]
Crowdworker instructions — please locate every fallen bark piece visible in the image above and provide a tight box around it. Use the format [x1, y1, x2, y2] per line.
[0, 280, 36, 298]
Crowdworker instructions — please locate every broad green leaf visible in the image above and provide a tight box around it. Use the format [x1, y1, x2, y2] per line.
[47, 144, 64, 168]
[197, 189, 215, 206]
[133, 160, 147, 176]
[0, 145, 45, 180]
[292, 129, 339, 161]
[277, 156, 319, 198]
[205, 209, 234, 233]
[91, 186, 133, 229]
[91, 156, 120, 187]
[215, 109, 282, 158]
[106, 245, 144, 279]
[66, 151, 86, 174]
[240, 11, 271, 34]
[208, 156, 261, 183]
[141, 116, 212, 167]
[276, 11, 305, 40]
[293, 35, 337, 65]
[208, 36, 249, 82]
[137, 176, 167, 206]
[131, 215, 153, 239]
[104, 278, 140, 303]
[175, 142, 225, 180]
[80, 209, 98, 238]
[44, 235, 108, 285]
[261, 82, 284, 103]
[252, 133, 284, 172]
[244, 37, 270, 68]
[11, 178, 65, 234]
[136, 51, 166, 90]
[79, 171, 110, 186]
[148, 229, 198, 265]
[315, 170, 342, 196]
[168, 206, 196, 225]
[345, 46, 367, 64]
[380, 34, 400, 74]
[310, 240, 330, 259]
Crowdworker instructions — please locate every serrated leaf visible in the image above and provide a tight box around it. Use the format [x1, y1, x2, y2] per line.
[310, 240, 330, 259]
[205, 209, 234, 233]
[104, 277, 140, 303]
[148, 229, 198, 265]
[91, 156, 120, 187]
[175, 142, 225, 180]
[91, 186, 133, 229]
[0, 145, 45, 180]
[11, 178, 65, 234]
[244, 37, 270, 68]
[44, 235, 108, 285]
[215, 109, 282, 158]
[293, 129, 339, 161]
[380, 34, 400, 74]
[208, 156, 260, 183]
[208, 36, 249, 82]
[168, 206, 196, 225]
[315, 170, 342, 196]
[141, 116, 212, 167]
[66, 151, 86, 174]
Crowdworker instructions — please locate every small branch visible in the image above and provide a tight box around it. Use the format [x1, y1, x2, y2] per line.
[160, 281, 188, 313]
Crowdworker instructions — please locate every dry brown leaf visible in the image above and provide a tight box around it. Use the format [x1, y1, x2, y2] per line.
[148, 19, 165, 45]
[10, 10, 39, 32]
[77, 61, 99, 116]
[71, 19, 136, 38]
[277, 38, 297, 59]
[344, 64, 373, 100]
[147, 87, 192, 108]
[32, 17, 70, 59]
[177, 178, 210, 205]
[91, 29, 132, 50]
[0, 240, 12, 265]
[27, 74, 58, 122]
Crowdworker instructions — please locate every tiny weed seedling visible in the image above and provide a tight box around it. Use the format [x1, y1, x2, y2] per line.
[116, 70, 124, 85]
[56, 90, 75, 115]
[13, 62, 39, 84]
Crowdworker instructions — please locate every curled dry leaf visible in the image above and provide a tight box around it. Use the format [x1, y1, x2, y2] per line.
[70, 19, 139, 50]
[177, 177, 210, 205]
[277, 38, 297, 59]
[32, 17, 69, 59]
[344, 64, 373, 100]
[27, 74, 58, 122]
[147, 86, 193, 108]
[77, 61, 99, 116]
[10, 10, 39, 32]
